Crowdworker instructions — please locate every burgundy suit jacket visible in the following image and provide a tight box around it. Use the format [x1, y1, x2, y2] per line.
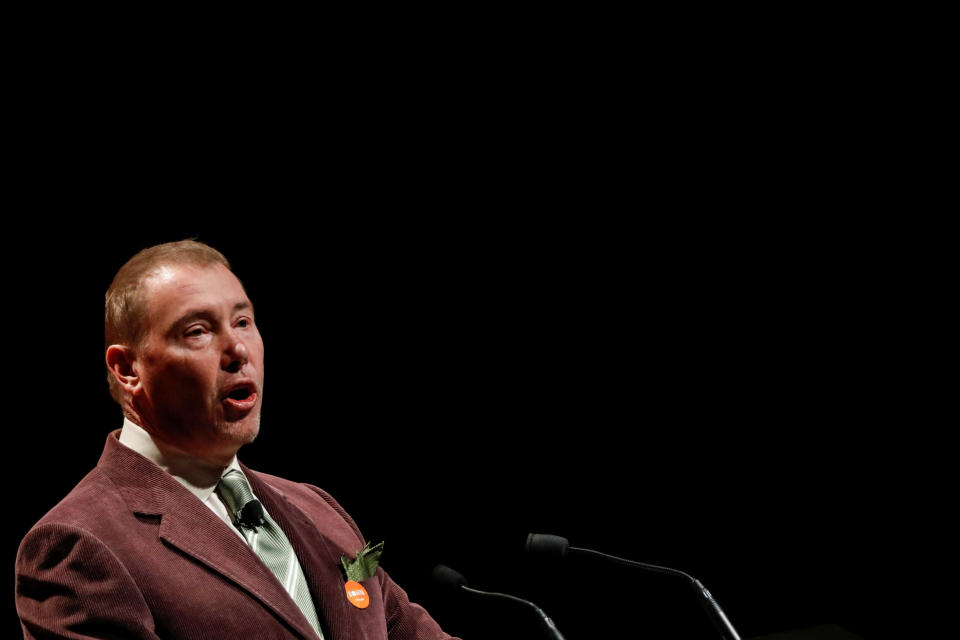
[15, 431, 458, 640]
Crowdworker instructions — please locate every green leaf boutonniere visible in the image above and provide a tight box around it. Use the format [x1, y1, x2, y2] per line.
[341, 541, 384, 582]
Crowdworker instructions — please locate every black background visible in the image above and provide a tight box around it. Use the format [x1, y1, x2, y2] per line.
[3, 14, 945, 639]
[5, 217, 935, 640]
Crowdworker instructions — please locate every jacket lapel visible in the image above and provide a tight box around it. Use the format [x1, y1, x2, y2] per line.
[246, 467, 363, 640]
[97, 432, 321, 640]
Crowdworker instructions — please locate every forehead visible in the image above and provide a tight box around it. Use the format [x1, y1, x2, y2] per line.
[142, 263, 250, 324]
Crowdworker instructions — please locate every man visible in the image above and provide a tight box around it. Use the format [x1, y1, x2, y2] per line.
[15, 240, 457, 640]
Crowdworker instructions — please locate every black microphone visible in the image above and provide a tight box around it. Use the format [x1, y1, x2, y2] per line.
[238, 500, 266, 529]
[526, 533, 741, 640]
[432, 564, 567, 640]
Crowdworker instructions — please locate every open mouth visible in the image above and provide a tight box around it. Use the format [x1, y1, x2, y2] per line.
[228, 387, 253, 401]
[222, 382, 258, 412]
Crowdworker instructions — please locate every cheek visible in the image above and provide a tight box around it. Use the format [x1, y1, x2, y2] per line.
[249, 338, 266, 370]
[150, 358, 219, 402]
[251, 331, 265, 356]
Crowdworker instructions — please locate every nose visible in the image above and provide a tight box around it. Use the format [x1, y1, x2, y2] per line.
[222, 336, 250, 373]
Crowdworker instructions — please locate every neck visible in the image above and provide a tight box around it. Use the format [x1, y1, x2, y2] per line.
[121, 416, 237, 481]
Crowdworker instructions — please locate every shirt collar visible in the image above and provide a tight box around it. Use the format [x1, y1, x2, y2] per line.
[118, 417, 241, 504]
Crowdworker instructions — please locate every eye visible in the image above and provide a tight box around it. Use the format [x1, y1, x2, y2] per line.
[236, 317, 253, 329]
[185, 325, 208, 338]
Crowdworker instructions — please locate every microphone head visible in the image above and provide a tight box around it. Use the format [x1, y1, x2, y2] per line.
[526, 533, 570, 558]
[431, 564, 469, 590]
[239, 500, 266, 529]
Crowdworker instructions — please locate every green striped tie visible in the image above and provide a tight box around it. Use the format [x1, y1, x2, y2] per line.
[216, 470, 324, 639]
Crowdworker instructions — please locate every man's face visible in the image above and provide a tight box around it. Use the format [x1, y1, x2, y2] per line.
[131, 262, 265, 464]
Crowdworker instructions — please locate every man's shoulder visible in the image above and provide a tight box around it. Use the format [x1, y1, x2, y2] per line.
[17, 466, 136, 574]
[26, 429, 154, 532]
[30, 466, 125, 532]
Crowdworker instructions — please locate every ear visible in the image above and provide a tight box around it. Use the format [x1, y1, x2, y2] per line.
[105, 344, 141, 395]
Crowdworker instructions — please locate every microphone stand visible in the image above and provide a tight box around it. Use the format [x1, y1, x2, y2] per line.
[459, 585, 567, 640]
[569, 546, 741, 640]
[433, 564, 567, 640]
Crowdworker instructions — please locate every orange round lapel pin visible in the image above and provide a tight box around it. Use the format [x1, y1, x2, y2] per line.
[344, 580, 370, 609]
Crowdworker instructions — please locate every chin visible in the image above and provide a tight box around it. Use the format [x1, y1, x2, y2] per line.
[224, 414, 261, 446]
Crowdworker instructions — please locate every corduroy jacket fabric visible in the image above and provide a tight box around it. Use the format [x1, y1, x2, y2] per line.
[15, 431, 456, 640]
